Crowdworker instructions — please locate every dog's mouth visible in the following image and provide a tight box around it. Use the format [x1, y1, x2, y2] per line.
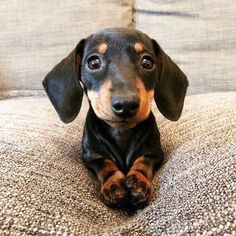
[103, 118, 128, 124]
[103, 117, 140, 130]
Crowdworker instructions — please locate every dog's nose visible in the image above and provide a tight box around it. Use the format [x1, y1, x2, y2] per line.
[112, 96, 140, 118]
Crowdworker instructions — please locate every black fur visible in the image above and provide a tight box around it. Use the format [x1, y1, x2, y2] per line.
[43, 28, 188, 209]
[83, 108, 163, 173]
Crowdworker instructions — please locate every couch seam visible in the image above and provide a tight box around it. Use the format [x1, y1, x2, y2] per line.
[130, 0, 136, 28]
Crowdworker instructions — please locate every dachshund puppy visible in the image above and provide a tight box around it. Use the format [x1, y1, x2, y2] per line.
[43, 28, 188, 209]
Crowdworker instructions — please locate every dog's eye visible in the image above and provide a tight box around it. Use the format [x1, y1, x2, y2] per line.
[87, 56, 101, 70]
[140, 56, 154, 70]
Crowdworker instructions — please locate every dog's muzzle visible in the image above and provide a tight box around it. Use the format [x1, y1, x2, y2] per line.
[111, 95, 140, 119]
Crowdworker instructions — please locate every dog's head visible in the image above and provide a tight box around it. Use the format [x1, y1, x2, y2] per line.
[43, 28, 188, 129]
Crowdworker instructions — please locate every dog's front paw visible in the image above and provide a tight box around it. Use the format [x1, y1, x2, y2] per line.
[125, 170, 152, 209]
[100, 171, 126, 208]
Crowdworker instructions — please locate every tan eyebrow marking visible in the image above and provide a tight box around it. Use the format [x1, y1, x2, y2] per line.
[134, 42, 144, 53]
[97, 43, 108, 54]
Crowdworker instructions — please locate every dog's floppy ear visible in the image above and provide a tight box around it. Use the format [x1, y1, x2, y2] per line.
[152, 40, 189, 121]
[42, 39, 85, 123]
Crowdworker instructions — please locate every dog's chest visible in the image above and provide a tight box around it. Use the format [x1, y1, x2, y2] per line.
[109, 129, 132, 157]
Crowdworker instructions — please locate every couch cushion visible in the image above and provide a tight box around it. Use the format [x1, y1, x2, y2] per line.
[0, 92, 235, 235]
[0, 0, 133, 92]
[135, 0, 236, 94]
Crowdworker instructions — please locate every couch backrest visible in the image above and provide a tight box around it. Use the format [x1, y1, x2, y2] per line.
[0, 0, 133, 93]
[1, 0, 236, 95]
[135, 0, 236, 94]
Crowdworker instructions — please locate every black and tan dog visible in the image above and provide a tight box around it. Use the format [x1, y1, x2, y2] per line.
[43, 28, 188, 209]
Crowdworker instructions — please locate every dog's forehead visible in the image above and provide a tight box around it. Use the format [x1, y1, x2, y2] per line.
[84, 28, 153, 53]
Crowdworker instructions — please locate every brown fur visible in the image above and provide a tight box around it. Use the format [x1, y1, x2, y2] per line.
[87, 80, 113, 122]
[97, 43, 108, 54]
[134, 42, 144, 53]
[129, 156, 154, 181]
[97, 159, 126, 206]
[126, 156, 154, 203]
[87, 78, 154, 130]
[133, 79, 154, 126]
[97, 159, 119, 183]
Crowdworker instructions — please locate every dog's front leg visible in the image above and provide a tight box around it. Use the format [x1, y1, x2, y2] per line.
[126, 155, 162, 208]
[91, 159, 126, 207]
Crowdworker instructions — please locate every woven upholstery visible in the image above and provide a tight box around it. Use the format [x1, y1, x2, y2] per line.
[0, 92, 235, 235]
[1, 0, 236, 95]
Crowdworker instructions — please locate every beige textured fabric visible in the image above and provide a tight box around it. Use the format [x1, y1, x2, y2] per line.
[0, 92, 235, 235]
[0, 0, 133, 91]
[135, 0, 236, 94]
